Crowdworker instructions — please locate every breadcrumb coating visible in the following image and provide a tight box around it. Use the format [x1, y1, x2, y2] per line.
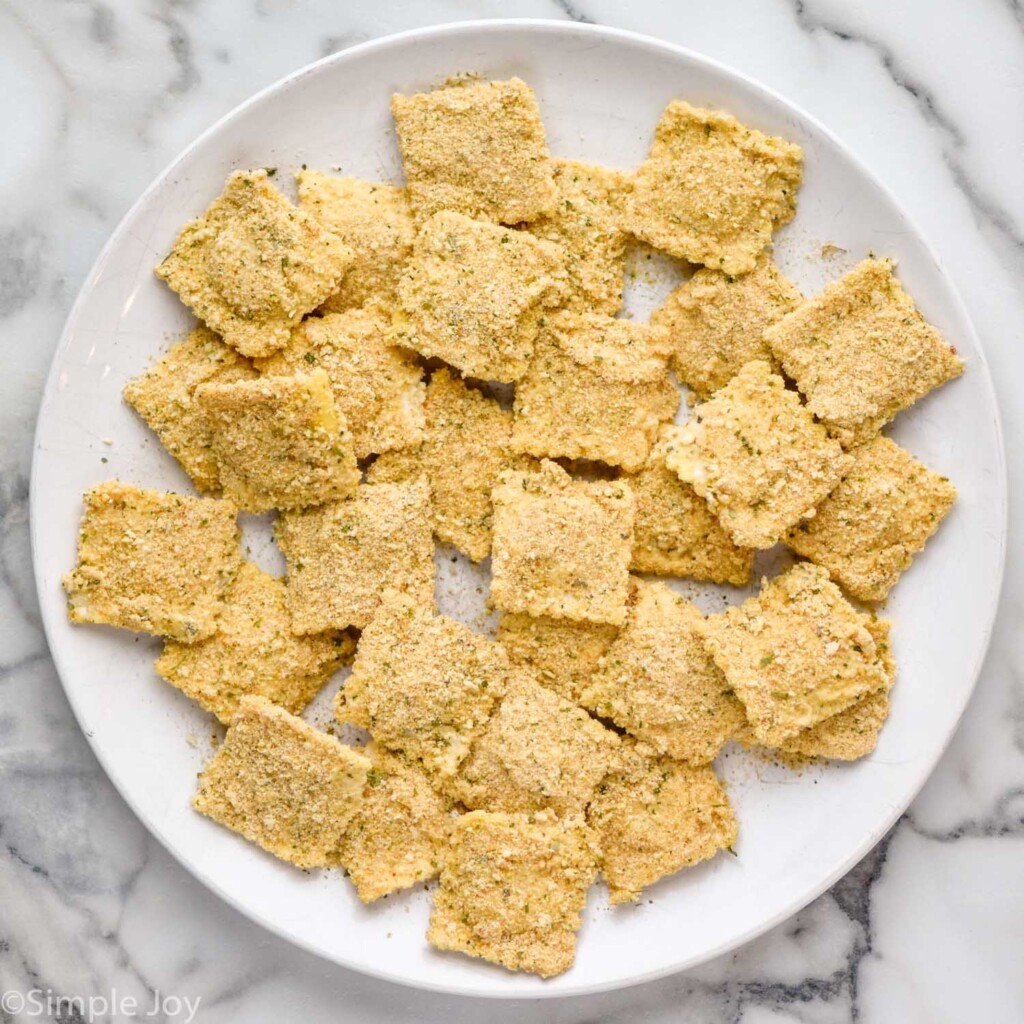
[663, 361, 851, 549]
[427, 809, 599, 978]
[395, 211, 566, 383]
[63, 480, 241, 643]
[512, 312, 679, 473]
[764, 258, 964, 446]
[155, 169, 353, 357]
[623, 102, 803, 275]
[490, 460, 635, 626]
[123, 327, 256, 493]
[392, 77, 557, 224]
[195, 369, 360, 513]
[193, 695, 370, 868]
[155, 562, 353, 724]
[786, 436, 956, 601]
[276, 478, 435, 633]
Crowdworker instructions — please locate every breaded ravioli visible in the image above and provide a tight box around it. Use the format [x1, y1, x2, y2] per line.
[623, 102, 803, 275]
[579, 580, 746, 764]
[490, 460, 635, 626]
[396, 211, 566, 382]
[650, 254, 802, 398]
[511, 313, 679, 473]
[663, 361, 851, 549]
[155, 169, 353, 358]
[193, 696, 370, 868]
[702, 563, 892, 747]
[525, 158, 630, 315]
[63, 481, 241, 642]
[194, 369, 360, 513]
[155, 562, 353, 724]
[785, 436, 956, 601]
[778, 687, 891, 763]
[296, 170, 416, 311]
[427, 809, 599, 978]
[332, 744, 452, 903]
[764, 258, 964, 446]
[123, 326, 256, 493]
[588, 738, 737, 904]
[256, 308, 425, 461]
[628, 429, 754, 583]
[336, 591, 509, 780]
[391, 77, 557, 224]
[276, 478, 435, 633]
[445, 671, 620, 816]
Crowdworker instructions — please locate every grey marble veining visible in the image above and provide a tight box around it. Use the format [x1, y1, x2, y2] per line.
[1, 2, 1021, 1021]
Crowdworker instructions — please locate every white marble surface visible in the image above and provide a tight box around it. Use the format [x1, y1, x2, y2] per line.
[1, 1, 1021, 1021]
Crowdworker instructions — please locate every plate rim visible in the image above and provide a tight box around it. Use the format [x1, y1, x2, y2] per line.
[30, 17, 1009, 999]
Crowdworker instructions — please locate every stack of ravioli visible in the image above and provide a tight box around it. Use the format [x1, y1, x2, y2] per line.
[64, 76, 962, 979]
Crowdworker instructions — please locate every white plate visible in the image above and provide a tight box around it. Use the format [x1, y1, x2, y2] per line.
[31, 20, 1006, 999]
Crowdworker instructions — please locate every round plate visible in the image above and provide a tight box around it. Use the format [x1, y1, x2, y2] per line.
[31, 20, 1006, 998]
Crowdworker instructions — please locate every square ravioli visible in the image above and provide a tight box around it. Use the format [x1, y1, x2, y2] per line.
[194, 369, 360, 513]
[276, 478, 435, 633]
[155, 562, 354, 724]
[255, 308, 425, 461]
[490, 460, 635, 626]
[332, 744, 452, 903]
[629, 430, 754, 583]
[446, 671, 620, 816]
[663, 361, 851, 549]
[336, 591, 509, 779]
[579, 580, 746, 764]
[391, 77, 556, 224]
[623, 101, 803, 275]
[193, 695, 370, 869]
[427, 809, 599, 978]
[650, 254, 803, 398]
[785, 436, 956, 601]
[778, 687, 891, 763]
[588, 739, 737, 904]
[525, 158, 630, 315]
[63, 480, 241, 642]
[395, 211, 566, 383]
[155, 169, 353, 358]
[367, 369, 531, 561]
[702, 562, 892, 746]
[512, 312, 679, 473]
[123, 326, 256, 493]
[764, 258, 964, 446]
[296, 171, 416, 311]
[496, 612, 619, 704]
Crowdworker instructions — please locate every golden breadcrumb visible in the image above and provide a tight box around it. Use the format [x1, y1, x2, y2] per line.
[391, 77, 557, 224]
[786, 436, 956, 601]
[427, 809, 599, 978]
[702, 563, 892, 746]
[193, 695, 370, 868]
[588, 738, 737, 904]
[623, 102, 803, 275]
[490, 460, 635, 626]
[663, 361, 851, 549]
[123, 327, 256, 493]
[155, 562, 353, 724]
[511, 312, 679, 473]
[764, 258, 964, 446]
[194, 369, 360, 513]
[255, 308, 425, 461]
[63, 480, 241, 642]
[650, 254, 802, 398]
[155, 169, 353, 357]
[580, 580, 746, 763]
[337, 590, 509, 779]
[395, 211, 566, 382]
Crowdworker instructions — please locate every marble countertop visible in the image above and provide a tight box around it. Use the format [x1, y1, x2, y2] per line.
[2, 1, 1021, 1021]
